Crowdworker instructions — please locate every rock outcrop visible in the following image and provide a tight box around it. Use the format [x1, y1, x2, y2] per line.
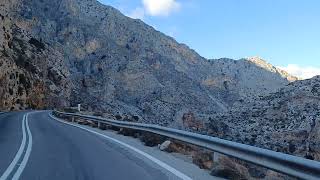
[207, 76, 320, 160]
[0, 0, 71, 110]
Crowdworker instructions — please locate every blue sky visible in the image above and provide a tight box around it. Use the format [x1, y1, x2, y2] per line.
[98, 0, 320, 79]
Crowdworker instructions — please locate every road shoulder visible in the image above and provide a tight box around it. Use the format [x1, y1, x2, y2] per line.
[50, 113, 220, 180]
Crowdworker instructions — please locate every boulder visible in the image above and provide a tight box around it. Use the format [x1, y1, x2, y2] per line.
[138, 132, 166, 147]
[159, 140, 172, 151]
[210, 156, 250, 180]
[192, 151, 213, 170]
[118, 128, 138, 137]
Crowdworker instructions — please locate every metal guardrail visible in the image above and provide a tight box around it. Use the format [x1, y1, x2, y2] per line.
[53, 110, 320, 180]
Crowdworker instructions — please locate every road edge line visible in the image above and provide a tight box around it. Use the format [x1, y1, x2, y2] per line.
[49, 113, 193, 180]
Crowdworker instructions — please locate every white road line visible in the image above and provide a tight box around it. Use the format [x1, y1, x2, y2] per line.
[0, 115, 27, 180]
[12, 113, 33, 180]
[49, 113, 193, 180]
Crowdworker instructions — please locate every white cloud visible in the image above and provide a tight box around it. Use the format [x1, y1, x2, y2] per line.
[128, 7, 145, 19]
[127, 0, 180, 19]
[278, 64, 320, 79]
[142, 0, 180, 16]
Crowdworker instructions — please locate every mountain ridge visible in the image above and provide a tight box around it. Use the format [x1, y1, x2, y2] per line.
[1, 0, 296, 123]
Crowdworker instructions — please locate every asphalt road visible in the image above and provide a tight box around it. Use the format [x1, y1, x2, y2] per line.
[0, 111, 174, 180]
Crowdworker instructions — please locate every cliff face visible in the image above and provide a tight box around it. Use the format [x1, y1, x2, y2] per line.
[208, 76, 320, 160]
[206, 57, 298, 103]
[1, 0, 297, 125]
[0, 0, 71, 110]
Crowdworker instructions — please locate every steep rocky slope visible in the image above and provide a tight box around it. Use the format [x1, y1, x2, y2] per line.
[0, 0, 71, 110]
[206, 57, 298, 103]
[207, 76, 320, 160]
[1, 0, 296, 125]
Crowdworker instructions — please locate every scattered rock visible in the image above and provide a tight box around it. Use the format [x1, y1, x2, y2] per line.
[210, 156, 250, 180]
[182, 112, 204, 131]
[159, 140, 171, 151]
[138, 132, 166, 147]
[118, 128, 137, 137]
[192, 151, 213, 170]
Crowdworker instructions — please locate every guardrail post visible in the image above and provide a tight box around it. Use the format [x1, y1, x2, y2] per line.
[72, 117, 75, 123]
[98, 122, 101, 129]
[213, 152, 221, 163]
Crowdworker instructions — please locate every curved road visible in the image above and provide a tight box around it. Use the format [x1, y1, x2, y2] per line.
[0, 111, 181, 180]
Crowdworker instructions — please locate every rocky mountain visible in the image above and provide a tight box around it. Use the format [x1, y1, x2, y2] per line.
[207, 57, 298, 102]
[207, 76, 320, 160]
[0, 0, 298, 126]
[0, 0, 71, 110]
[1, 1, 319, 178]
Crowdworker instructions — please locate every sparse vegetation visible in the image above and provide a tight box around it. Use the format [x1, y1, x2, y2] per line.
[28, 38, 45, 51]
